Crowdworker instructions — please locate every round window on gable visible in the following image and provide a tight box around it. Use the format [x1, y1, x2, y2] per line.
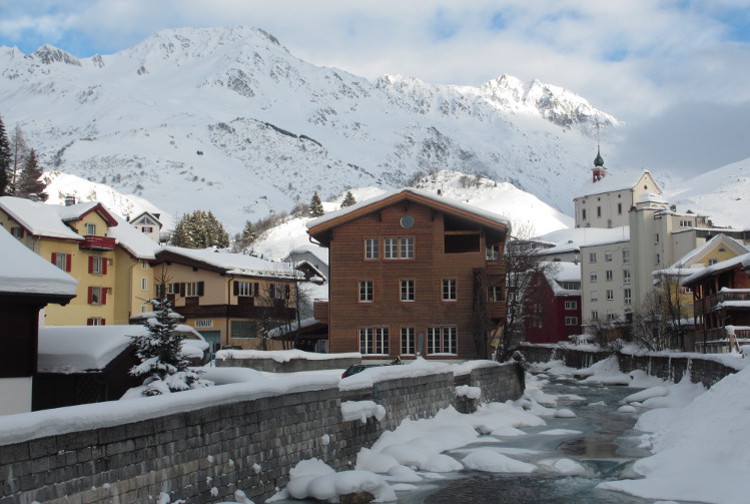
[400, 215, 415, 229]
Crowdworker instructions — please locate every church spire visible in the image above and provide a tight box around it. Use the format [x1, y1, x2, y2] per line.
[592, 146, 606, 182]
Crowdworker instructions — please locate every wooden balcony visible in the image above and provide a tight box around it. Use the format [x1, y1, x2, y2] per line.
[488, 300, 507, 321]
[79, 235, 116, 251]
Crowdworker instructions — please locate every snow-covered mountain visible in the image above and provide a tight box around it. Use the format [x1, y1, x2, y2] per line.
[0, 26, 618, 230]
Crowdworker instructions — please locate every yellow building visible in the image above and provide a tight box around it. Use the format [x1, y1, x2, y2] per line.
[0, 196, 158, 326]
[153, 247, 303, 352]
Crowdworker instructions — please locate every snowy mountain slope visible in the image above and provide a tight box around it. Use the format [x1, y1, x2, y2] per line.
[251, 171, 572, 261]
[665, 156, 750, 229]
[0, 26, 618, 230]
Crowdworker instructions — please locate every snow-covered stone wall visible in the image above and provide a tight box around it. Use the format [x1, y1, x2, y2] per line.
[0, 363, 523, 504]
[519, 344, 738, 388]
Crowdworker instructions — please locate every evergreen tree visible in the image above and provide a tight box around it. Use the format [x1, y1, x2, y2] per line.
[16, 150, 47, 199]
[341, 190, 356, 208]
[234, 220, 257, 251]
[0, 115, 11, 196]
[10, 124, 30, 192]
[310, 191, 324, 217]
[130, 296, 213, 396]
[169, 210, 229, 248]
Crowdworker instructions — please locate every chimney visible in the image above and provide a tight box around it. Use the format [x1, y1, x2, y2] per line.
[64, 195, 76, 206]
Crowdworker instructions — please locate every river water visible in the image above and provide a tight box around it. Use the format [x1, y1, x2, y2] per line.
[398, 372, 700, 504]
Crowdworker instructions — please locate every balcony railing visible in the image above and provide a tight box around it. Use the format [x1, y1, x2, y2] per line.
[79, 235, 116, 250]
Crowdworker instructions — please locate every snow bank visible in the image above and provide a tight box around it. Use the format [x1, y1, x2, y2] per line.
[460, 448, 536, 473]
[279, 459, 396, 503]
[216, 348, 360, 362]
[341, 400, 386, 423]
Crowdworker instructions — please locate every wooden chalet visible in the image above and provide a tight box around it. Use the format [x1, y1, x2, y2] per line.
[683, 252, 750, 353]
[307, 188, 510, 360]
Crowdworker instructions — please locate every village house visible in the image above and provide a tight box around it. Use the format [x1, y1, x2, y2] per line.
[682, 252, 750, 353]
[306, 188, 510, 360]
[523, 261, 582, 344]
[128, 210, 163, 243]
[152, 246, 303, 352]
[0, 226, 77, 415]
[0, 196, 158, 326]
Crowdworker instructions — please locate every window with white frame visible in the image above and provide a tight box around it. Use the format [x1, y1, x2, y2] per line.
[488, 284, 504, 301]
[235, 281, 259, 297]
[384, 237, 398, 259]
[623, 269, 631, 284]
[624, 288, 632, 305]
[360, 327, 389, 355]
[442, 279, 457, 301]
[590, 272, 598, 283]
[622, 248, 631, 264]
[564, 300, 577, 310]
[607, 310, 617, 321]
[426, 327, 457, 355]
[604, 250, 613, 262]
[400, 279, 415, 302]
[141, 277, 148, 290]
[90, 256, 104, 274]
[591, 290, 598, 301]
[87, 317, 105, 326]
[606, 270, 613, 281]
[564, 316, 578, 326]
[606, 289, 614, 301]
[86, 223, 97, 235]
[89, 286, 104, 305]
[591, 310, 599, 320]
[401, 327, 415, 355]
[589, 252, 597, 263]
[52, 252, 70, 271]
[10, 226, 24, 239]
[486, 244, 500, 261]
[399, 237, 414, 259]
[359, 280, 373, 302]
[383, 237, 413, 259]
[364, 238, 379, 259]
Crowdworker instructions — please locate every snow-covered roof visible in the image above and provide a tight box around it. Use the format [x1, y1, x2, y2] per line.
[0, 196, 82, 241]
[543, 261, 581, 296]
[658, 234, 750, 277]
[307, 188, 511, 232]
[637, 191, 667, 204]
[534, 226, 630, 255]
[57, 201, 101, 222]
[682, 252, 750, 286]
[158, 246, 302, 279]
[107, 212, 159, 260]
[0, 226, 78, 298]
[37, 325, 141, 373]
[575, 170, 658, 199]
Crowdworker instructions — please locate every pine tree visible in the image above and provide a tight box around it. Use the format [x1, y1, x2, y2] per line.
[130, 296, 213, 396]
[234, 220, 257, 250]
[16, 150, 47, 199]
[170, 210, 230, 248]
[341, 190, 356, 208]
[310, 191, 324, 217]
[0, 115, 11, 196]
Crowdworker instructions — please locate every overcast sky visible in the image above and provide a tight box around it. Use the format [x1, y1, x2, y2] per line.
[1, 0, 749, 176]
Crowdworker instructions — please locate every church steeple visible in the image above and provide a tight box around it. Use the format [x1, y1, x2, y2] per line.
[592, 146, 606, 182]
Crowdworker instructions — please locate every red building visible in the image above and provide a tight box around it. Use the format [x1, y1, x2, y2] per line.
[524, 262, 582, 344]
[307, 189, 509, 360]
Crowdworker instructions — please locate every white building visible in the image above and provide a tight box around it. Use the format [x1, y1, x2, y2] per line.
[579, 232, 632, 325]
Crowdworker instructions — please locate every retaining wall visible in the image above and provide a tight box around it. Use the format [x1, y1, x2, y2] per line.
[0, 363, 524, 504]
[519, 344, 738, 388]
[215, 355, 361, 373]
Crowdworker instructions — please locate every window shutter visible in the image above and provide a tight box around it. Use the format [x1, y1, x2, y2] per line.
[254, 283, 259, 297]
[101, 318, 106, 325]
[88, 256, 94, 274]
[66, 254, 72, 272]
[179, 283, 185, 297]
[103, 258, 108, 275]
[87, 287, 93, 304]
[233, 282, 239, 296]
[51, 252, 57, 265]
[87, 318, 93, 326]
[197, 281, 204, 296]
[102, 288, 108, 305]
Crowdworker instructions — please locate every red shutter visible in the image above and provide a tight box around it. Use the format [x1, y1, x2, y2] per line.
[51, 252, 57, 265]
[87, 318, 93, 326]
[102, 288, 108, 305]
[88, 256, 94, 274]
[101, 318, 106, 326]
[87, 286, 93, 304]
[102, 258, 108, 275]
[66, 254, 72, 272]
